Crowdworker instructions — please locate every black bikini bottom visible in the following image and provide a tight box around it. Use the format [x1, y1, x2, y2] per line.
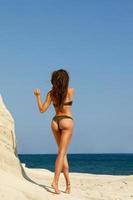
[52, 115, 73, 130]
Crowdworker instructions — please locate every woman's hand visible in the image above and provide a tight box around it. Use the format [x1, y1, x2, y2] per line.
[34, 89, 51, 113]
[34, 88, 41, 96]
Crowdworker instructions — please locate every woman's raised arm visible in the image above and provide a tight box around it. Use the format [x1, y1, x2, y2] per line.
[34, 89, 52, 113]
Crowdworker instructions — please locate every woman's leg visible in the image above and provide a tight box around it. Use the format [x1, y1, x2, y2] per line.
[62, 154, 70, 184]
[52, 153, 71, 193]
[62, 154, 71, 193]
[51, 121, 71, 193]
[51, 119, 73, 193]
[52, 118, 73, 192]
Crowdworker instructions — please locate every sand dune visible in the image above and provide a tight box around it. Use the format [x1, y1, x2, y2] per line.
[0, 94, 133, 200]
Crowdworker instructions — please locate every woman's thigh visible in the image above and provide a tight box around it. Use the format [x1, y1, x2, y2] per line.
[51, 118, 74, 155]
[58, 119, 74, 154]
[51, 120, 61, 146]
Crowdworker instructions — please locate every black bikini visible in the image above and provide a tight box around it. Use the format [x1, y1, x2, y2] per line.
[53, 100, 73, 107]
[52, 101, 73, 130]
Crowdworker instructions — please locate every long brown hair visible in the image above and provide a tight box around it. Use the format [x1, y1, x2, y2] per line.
[51, 69, 69, 109]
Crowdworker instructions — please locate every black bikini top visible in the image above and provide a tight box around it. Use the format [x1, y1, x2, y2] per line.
[53, 100, 73, 107]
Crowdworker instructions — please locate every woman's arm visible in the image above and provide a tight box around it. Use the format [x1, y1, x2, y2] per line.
[34, 88, 52, 113]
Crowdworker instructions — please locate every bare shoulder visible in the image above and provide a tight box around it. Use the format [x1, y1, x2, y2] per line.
[46, 90, 52, 99]
[68, 87, 75, 94]
[68, 87, 75, 96]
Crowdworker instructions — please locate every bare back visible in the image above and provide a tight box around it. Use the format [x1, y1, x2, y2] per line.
[52, 87, 74, 116]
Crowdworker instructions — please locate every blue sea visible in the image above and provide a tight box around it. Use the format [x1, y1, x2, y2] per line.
[18, 154, 133, 175]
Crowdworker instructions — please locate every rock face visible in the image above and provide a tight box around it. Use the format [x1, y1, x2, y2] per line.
[0, 95, 49, 200]
[0, 95, 22, 177]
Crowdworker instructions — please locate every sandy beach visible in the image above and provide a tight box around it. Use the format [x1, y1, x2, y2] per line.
[0, 164, 133, 200]
[0, 95, 133, 200]
[18, 166, 133, 200]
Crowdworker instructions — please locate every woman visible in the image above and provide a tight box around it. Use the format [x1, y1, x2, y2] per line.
[34, 69, 74, 194]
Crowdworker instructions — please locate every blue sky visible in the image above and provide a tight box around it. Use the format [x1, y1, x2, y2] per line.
[0, 0, 133, 154]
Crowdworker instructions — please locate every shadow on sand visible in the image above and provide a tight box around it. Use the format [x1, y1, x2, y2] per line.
[15, 147, 65, 194]
[19, 162, 58, 194]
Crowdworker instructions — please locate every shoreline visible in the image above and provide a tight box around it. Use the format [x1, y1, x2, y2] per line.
[19, 153, 133, 176]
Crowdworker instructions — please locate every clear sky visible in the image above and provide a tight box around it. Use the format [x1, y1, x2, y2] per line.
[0, 0, 133, 154]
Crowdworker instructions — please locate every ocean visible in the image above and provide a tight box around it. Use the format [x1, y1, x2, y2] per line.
[18, 153, 133, 175]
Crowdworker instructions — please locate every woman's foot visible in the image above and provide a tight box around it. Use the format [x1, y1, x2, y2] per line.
[51, 182, 60, 194]
[65, 183, 71, 194]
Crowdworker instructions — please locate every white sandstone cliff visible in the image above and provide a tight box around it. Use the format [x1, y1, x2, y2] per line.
[0, 95, 56, 200]
[0, 95, 22, 177]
